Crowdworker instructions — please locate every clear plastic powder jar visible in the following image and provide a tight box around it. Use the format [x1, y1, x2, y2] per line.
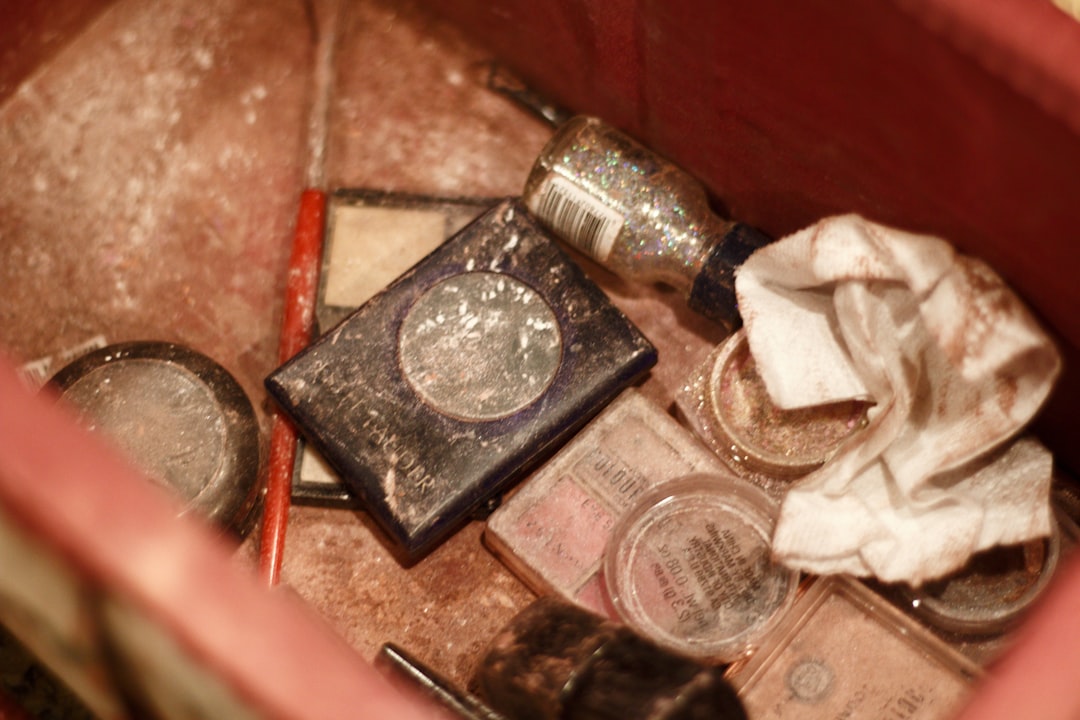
[603, 473, 800, 663]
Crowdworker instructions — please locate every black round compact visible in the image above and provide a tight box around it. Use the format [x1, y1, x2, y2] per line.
[48, 341, 262, 535]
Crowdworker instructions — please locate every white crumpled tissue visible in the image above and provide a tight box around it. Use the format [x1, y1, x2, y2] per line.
[735, 214, 1062, 585]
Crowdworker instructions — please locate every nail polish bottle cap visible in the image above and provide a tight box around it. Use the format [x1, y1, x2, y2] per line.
[687, 223, 772, 329]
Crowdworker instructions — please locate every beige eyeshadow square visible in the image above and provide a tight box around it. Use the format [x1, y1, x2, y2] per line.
[726, 576, 980, 719]
[298, 442, 339, 488]
[323, 205, 447, 308]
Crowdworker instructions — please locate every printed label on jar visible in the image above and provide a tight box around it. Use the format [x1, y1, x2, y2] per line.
[621, 506, 794, 657]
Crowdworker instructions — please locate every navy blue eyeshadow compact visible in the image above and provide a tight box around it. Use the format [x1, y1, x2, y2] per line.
[265, 198, 656, 562]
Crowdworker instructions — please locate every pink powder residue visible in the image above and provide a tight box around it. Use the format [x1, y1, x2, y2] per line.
[511, 476, 613, 590]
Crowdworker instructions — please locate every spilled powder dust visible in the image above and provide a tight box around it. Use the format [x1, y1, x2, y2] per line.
[0, 0, 310, 410]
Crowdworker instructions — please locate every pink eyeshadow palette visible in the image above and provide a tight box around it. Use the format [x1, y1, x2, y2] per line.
[484, 389, 730, 613]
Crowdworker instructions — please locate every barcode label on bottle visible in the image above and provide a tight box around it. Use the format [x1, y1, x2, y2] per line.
[529, 175, 624, 262]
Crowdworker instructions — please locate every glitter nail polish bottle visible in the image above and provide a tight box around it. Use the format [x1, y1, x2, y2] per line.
[523, 116, 771, 331]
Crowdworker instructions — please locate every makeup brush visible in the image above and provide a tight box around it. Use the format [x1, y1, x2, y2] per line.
[258, 0, 341, 586]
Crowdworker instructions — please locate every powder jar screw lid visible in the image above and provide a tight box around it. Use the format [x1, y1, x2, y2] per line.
[474, 596, 748, 720]
[47, 341, 262, 535]
[603, 473, 799, 663]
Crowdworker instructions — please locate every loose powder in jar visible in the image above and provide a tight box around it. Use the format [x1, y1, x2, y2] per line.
[899, 529, 1060, 636]
[679, 329, 870, 484]
[603, 473, 799, 663]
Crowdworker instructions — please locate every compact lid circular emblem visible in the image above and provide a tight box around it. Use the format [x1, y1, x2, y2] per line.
[786, 658, 834, 703]
[398, 271, 562, 421]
